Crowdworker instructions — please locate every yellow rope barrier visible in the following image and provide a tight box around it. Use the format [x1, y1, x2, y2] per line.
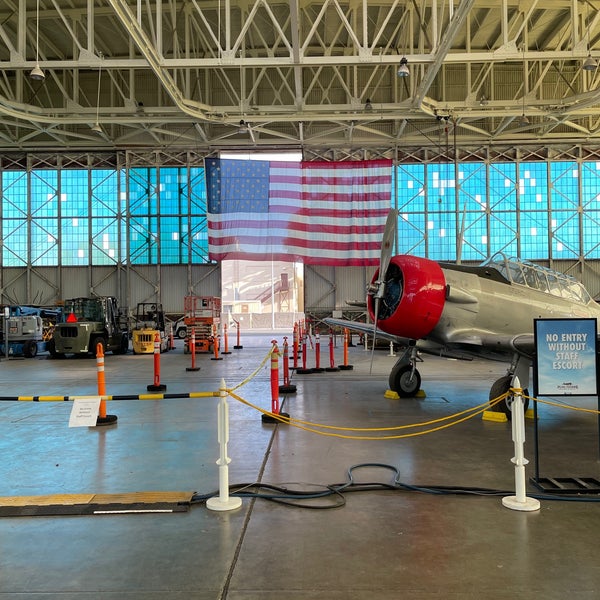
[227, 389, 508, 440]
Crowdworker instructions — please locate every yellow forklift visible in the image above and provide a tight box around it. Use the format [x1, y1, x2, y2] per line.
[132, 303, 170, 354]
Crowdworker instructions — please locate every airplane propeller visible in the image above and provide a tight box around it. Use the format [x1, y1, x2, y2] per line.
[368, 209, 398, 371]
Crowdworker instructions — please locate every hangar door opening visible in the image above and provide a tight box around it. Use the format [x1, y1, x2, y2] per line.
[221, 260, 304, 331]
[218, 151, 304, 331]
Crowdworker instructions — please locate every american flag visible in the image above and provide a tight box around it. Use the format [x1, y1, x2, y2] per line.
[206, 158, 393, 266]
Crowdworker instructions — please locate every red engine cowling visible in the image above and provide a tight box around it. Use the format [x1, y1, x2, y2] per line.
[367, 255, 446, 340]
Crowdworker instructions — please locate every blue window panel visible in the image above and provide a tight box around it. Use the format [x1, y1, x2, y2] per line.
[551, 162, 579, 210]
[551, 211, 579, 259]
[159, 168, 184, 216]
[489, 212, 518, 257]
[189, 167, 205, 211]
[581, 161, 600, 209]
[458, 211, 489, 262]
[2, 219, 27, 266]
[160, 216, 185, 264]
[91, 170, 119, 217]
[128, 168, 158, 216]
[60, 170, 88, 217]
[519, 210, 549, 259]
[582, 211, 600, 258]
[489, 163, 517, 212]
[458, 163, 487, 211]
[31, 170, 58, 218]
[427, 162, 455, 208]
[61, 216, 90, 265]
[519, 162, 548, 211]
[91, 218, 120, 265]
[397, 212, 426, 256]
[129, 216, 158, 264]
[396, 164, 425, 212]
[427, 211, 457, 261]
[190, 214, 210, 263]
[31, 219, 58, 266]
[2, 171, 27, 218]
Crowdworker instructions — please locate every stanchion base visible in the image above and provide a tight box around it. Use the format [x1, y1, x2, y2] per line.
[502, 495, 540, 511]
[325, 367, 340, 372]
[261, 411, 290, 424]
[206, 496, 242, 512]
[312, 367, 325, 373]
[211, 357, 223, 361]
[186, 367, 201, 372]
[339, 365, 354, 370]
[279, 384, 297, 393]
[295, 368, 314, 374]
[233, 345, 243, 349]
[222, 351, 232, 355]
[147, 383, 167, 391]
[96, 414, 118, 426]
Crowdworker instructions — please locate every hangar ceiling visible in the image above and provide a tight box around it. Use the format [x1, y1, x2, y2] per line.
[0, 0, 599, 155]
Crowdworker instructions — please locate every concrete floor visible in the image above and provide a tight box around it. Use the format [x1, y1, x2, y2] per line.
[1, 333, 600, 599]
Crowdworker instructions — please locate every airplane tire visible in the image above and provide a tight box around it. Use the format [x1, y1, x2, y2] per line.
[489, 375, 529, 418]
[389, 364, 421, 397]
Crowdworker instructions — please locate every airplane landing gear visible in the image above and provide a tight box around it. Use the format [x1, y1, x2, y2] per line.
[489, 374, 529, 418]
[388, 343, 421, 397]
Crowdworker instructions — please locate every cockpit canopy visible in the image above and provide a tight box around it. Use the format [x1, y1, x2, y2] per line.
[482, 253, 592, 305]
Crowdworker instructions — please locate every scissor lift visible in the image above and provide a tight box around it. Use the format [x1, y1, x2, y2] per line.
[183, 296, 221, 354]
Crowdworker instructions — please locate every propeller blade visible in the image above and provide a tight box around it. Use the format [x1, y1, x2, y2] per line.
[369, 209, 398, 373]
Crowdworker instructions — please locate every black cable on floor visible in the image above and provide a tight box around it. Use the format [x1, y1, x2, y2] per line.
[191, 462, 600, 508]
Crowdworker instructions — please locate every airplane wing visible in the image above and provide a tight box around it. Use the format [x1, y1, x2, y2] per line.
[324, 317, 537, 360]
[323, 317, 404, 344]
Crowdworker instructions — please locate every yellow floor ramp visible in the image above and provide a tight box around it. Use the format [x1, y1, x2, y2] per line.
[0, 491, 194, 517]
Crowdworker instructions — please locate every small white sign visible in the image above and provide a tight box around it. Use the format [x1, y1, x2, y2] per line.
[69, 396, 101, 427]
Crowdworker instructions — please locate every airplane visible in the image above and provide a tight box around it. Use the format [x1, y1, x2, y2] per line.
[324, 210, 600, 416]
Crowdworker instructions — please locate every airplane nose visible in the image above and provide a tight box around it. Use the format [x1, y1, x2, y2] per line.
[368, 255, 446, 340]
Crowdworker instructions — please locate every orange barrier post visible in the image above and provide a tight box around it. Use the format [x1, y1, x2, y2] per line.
[222, 322, 231, 355]
[313, 330, 324, 372]
[211, 329, 223, 361]
[169, 328, 175, 350]
[147, 332, 167, 391]
[325, 329, 340, 372]
[96, 342, 117, 425]
[339, 328, 354, 371]
[292, 322, 299, 370]
[262, 341, 289, 423]
[186, 329, 200, 372]
[279, 336, 297, 393]
[232, 317, 243, 349]
[295, 331, 313, 374]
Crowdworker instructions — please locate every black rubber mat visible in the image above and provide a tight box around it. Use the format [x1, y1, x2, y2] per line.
[0, 491, 193, 517]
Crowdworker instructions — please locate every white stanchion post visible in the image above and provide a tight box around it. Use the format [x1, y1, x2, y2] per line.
[388, 341, 396, 357]
[207, 378, 242, 512]
[502, 376, 540, 512]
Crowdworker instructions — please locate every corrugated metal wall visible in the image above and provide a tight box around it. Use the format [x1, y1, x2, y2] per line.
[0, 264, 221, 318]
[304, 265, 376, 315]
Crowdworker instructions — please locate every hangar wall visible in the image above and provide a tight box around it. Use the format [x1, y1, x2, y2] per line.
[0, 264, 221, 318]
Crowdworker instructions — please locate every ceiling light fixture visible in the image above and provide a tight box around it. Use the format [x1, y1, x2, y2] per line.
[238, 120, 247, 134]
[30, 0, 44, 81]
[479, 95, 488, 106]
[583, 54, 598, 71]
[582, 4, 597, 71]
[91, 52, 103, 134]
[365, 98, 373, 111]
[397, 57, 409, 77]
